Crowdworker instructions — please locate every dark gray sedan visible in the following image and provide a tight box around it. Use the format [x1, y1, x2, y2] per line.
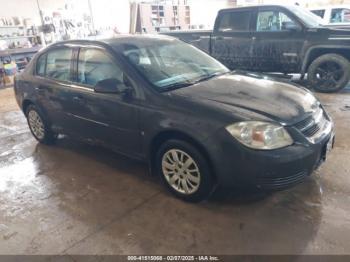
[14, 35, 334, 202]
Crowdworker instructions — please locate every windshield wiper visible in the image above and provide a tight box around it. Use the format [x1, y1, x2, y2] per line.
[161, 81, 195, 92]
[160, 71, 229, 92]
[193, 71, 229, 84]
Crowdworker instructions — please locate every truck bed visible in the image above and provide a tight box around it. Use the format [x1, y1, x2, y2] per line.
[161, 30, 212, 53]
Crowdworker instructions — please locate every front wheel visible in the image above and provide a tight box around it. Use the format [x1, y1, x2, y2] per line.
[307, 54, 350, 93]
[156, 139, 215, 202]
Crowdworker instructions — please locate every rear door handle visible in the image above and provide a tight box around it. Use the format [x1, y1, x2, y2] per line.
[216, 36, 224, 40]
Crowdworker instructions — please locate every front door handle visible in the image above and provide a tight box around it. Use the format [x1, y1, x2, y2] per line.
[73, 96, 84, 101]
[35, 86, 45, 94]
[72, 95, 86, 105]
[73, 96, 82, 100]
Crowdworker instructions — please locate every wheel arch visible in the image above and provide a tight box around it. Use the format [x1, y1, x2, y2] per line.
[302, 46, 350, 73]
[22, 99, 51, 125]
[22, 99, 34, 115]
[148, 129, 216, 181]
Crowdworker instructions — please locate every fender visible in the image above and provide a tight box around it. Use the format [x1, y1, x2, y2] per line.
[146, 127, 213, 177]
[301, 45, 350, 74]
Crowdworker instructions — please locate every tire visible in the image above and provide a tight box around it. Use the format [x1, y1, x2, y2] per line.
[156, 139, 215, 202]
[26, 104, 57, 145]
[307, 53, 350, 93]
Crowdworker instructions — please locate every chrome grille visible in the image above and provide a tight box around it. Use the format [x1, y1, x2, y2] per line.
[294, 107, 326, 138]
[303, 124, 321, 137]
[294, 116, 313, 130]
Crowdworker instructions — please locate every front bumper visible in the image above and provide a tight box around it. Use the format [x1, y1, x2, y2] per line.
[205, 123, 334, 190]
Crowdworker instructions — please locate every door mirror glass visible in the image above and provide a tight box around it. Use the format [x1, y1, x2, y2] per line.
[94, 78, 123, 94]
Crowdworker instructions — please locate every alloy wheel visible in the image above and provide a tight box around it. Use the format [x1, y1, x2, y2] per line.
[314, 61, 345, 90]
[28, 110, 45, 140]
[162, 149, 201, 195]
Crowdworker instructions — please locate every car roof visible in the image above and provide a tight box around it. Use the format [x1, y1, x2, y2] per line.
[101, 34, 176, 45]
[48, 34, 178, 51]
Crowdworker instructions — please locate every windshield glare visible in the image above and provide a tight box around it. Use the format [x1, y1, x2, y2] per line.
[121, 41, 229, 91]
[288, 6, 326, 27]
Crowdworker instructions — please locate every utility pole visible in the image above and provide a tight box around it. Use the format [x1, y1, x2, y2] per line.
[36, 0, 44, 26]
[129, 0, 138, 34]
[88, 0, 96, 35]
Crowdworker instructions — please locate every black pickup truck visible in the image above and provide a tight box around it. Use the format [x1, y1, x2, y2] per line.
[163, 5, 350, 93]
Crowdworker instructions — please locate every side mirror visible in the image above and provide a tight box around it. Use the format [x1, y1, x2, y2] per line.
[282, 21, 301, 32]
[94, 78, 131, 94]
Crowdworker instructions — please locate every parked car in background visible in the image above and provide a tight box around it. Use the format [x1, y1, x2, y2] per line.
[163, 5, 350, 93]
[310, 5, 350, 29]
[14, 36, 334, 202]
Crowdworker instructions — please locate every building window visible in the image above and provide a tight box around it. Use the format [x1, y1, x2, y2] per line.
[159, 18, 165, 26]
[173, 6, 178, 16]
[151, 18, 158, 26]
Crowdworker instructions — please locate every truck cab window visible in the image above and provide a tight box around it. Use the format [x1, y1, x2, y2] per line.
[256, 11, 296, 31]
[218, 11, 251, 32]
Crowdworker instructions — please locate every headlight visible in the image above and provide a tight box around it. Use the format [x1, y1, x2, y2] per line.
[226, 121, 293, 150]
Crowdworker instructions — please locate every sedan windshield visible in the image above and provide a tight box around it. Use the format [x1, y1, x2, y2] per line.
[288, 5, 326, 27]
[121, 40, 229, 91]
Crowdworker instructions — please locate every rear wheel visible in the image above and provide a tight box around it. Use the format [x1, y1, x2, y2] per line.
[26, 104, 57, 145]
[156, 139, 215, 202]
[307, 54, 350, 93]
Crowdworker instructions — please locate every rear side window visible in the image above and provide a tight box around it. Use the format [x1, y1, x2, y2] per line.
[46, 48, 73, 82]
[77, 48, 124, 87]
[36, 54, 46, 76]
[218, 11, 251, 32]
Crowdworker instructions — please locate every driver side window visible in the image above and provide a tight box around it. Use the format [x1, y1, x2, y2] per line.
[77, 48, 124, 87]
[256, 11, 296, 31]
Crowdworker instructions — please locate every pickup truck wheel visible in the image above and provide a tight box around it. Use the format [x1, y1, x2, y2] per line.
[26, 104, 57, 145]
[307, 54, 350, 93]
[156, 139, 215, 202]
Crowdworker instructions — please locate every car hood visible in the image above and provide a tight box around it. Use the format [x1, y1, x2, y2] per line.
[170, 72, 319, 125]
[314, 26, 350, 37]
[324, 24, 350, 30]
